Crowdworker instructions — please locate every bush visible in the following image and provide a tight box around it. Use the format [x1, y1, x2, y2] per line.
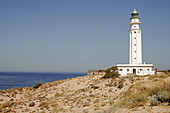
[157, 91, 168, 103]
[33, 83, 42, 89]
[83, 101, 89, 107]
[118, 83, 123, 89]
[149, 91, 170, 106]
[102, 66, 119, 79]
[29, 101, 35, 107]
[150, 96, 159, 106]
[149, 89, 170, 106]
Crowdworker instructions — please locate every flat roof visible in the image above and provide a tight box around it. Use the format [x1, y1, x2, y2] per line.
[117, 64, 153, 67]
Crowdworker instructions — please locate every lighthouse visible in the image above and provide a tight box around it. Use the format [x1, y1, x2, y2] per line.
[117, 9, 155, 76]
[129, 9, 142, 65]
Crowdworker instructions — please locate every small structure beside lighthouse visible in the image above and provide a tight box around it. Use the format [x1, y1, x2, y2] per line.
[117, 9, 155, 76]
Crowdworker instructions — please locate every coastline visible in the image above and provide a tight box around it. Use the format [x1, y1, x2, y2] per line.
[0, 73, 170, 112]
[0, 72, 87, 90]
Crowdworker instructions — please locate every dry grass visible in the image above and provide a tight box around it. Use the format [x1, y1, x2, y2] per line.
[115, 74, 170, 108]
[149, 72, 170, 80]
[55, 92, 63, 97]
[39, 101, 49, 108]
[150, 77, 170, 94]
[124, 74, 170, 97]
[52, 107, 67, 113]
[2, 101, 13, 108]
[123, 82, 151, 97]
[115, 93, 148, 108]
[0, 101, 14, 112]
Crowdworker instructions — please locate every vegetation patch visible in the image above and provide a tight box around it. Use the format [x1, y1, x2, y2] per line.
[116, 75, 170, 108]
[39, 101, 49, 108]
[33, 83, 42, 89]
[102, 66, 120, 79]
[149, 91, 170, 106]
[0, 101, 14, 112]
[115, 93, 148, 108]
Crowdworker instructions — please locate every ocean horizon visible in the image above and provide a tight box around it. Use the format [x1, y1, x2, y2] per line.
[0, 72, 87, 90]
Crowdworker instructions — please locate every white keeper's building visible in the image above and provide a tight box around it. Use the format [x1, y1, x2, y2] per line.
[117, 9, 155, 76]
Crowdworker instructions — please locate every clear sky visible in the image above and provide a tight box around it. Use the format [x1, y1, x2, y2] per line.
[0, 0, 170, 72]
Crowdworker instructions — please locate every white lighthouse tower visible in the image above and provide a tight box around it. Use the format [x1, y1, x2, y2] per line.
[117, 9, 155, 76]
[129, 9, 142, 65]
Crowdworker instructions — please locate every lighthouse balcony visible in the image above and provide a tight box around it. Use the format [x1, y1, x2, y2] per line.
[129, 21, 141, 25]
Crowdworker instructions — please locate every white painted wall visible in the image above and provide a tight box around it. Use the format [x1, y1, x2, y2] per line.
[117, 66, 155, 77]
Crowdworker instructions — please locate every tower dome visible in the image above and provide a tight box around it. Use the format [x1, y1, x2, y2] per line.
[130, 9, 141, 25]
[130, 9, 140, 19]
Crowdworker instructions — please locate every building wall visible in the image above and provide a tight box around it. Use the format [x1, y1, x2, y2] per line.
[117, 66, 155, 77]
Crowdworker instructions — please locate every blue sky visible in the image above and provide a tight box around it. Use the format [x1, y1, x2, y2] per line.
[0, 0, 170, 72]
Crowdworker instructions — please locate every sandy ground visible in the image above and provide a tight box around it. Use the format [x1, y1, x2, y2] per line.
[0, 73, 170, 113]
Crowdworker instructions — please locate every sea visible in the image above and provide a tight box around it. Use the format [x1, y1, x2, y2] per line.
[0, 72, 87, 90]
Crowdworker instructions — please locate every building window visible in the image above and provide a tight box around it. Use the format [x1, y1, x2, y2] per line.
[134, 51, 136, 53]
[134, 37, 136, 39]
[134, 58, 136, 59]
[140, 69, 143, 71]
[138, 31, 140, 33]
[120, 69, 123, 71]
[127, 69, 129, 71]
[147, 69, 150, 71]
[134, 44, 136, 46]
[134, 31, 136, 33]
[134, 26, 136, 28]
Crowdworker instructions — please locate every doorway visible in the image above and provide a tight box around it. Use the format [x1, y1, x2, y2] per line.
[133, 69, 136, 74]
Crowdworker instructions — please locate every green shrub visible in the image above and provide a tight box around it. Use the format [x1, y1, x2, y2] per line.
[83, 101, 89, 107]
[150, 91, 170, 106]
[118, 83, 123, 89]
[150, 96, 159, 106]
[157, 91, 168, 103]
[29, 101, 35, 107]
[33, 83, 42, 89]
[102, 66, 119, 79]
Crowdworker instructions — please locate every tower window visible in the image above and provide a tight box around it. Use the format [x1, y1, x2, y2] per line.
[134, 51, 136, 53]
[138, 31, 140, 33]
[134, 37, 136, 39]
[134, 31, 136, 33]
[134, 26, 136, 28]
[140, 69, 143, 71]
[134, 44, 136, 46]
[147, 69, 150, 71]
[127, 69, 129, 71]
[134, 58, 136, 59]
[120, 69, 123, 71]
